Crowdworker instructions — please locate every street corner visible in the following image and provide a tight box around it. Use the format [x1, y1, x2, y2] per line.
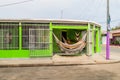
[90, 54, 120, 64]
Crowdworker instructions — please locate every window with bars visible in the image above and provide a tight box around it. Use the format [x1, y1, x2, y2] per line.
[22, 24, 50, 50]
[0, 24, 19, 50]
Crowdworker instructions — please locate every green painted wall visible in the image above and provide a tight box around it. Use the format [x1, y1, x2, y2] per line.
[96, 27, 101, 53]
[0, 50, 29, 58]
[53, 29, 62, 53]
[0, 22, 101, 58]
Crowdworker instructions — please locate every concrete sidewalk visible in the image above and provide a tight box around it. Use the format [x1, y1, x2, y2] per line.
[52, 54, 120, 65]
[0, 53, 120, 67]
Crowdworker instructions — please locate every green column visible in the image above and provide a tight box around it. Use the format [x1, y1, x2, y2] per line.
[99, 27, 102, 53]
[19, 23, 22, 50]
[49, 22, 53, 56]
[96, 28, 100, 53]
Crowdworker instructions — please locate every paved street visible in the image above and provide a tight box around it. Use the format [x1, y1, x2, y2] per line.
[0, 63, 120, 80]
[102, 45, 120, 56]
[0, 45, 120, 80]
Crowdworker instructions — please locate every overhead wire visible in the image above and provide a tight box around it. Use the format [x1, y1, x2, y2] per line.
[0, 0, 34, 7]
[99, 19, 120, 24]
[82, 0, 104, 20]
[86, 0, 100, 20]
[79, 0, 92, 19]
[0, 0, 119, 28]
[89, 0, 105, 21]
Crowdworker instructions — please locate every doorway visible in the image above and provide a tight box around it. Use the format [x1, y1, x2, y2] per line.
[61, 31, 67, 43]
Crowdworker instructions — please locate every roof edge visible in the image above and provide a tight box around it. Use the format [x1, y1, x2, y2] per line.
[0, 19, 101, 27]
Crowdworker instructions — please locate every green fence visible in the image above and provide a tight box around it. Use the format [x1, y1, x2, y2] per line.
[0, 23, 52, 58]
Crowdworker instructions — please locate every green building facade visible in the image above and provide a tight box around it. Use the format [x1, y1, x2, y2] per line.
[0, 19, 101, 58]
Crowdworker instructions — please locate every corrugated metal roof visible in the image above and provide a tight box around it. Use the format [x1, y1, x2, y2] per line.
[0, 19, 101, 27]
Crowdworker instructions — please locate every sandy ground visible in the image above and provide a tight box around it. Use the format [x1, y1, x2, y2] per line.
[0, 63, 120, 80]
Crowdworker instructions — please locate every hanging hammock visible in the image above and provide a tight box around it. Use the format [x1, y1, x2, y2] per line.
[53, 32, 87, 54]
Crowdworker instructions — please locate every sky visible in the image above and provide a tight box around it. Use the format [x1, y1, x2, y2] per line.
[0, 0, 120, 30]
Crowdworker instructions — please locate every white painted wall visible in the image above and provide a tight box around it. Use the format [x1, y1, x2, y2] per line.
[102, 36, 106, 44]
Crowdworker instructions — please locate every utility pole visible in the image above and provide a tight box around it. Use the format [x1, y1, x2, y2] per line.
[106, 0, 110, 60]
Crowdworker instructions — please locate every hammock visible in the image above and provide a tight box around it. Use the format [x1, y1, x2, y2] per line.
[53, 32, 87, 54]
[60, 41, 86, 54]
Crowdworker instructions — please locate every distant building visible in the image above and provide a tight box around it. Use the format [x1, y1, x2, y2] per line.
[102, 29, 120, 45]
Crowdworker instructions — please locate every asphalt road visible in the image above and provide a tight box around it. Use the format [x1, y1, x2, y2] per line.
[0, 63, 120, 80]
[102, 45, 120, 56]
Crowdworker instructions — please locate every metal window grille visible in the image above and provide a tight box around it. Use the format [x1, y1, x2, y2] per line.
[22, 24, 50, 50]
[29, 29, 50, 50]
[0, 23, 19, 50]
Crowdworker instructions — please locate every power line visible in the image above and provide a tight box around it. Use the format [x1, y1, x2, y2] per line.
[80, 0, 104, 20]
[0, 0, 34, 7]
[99, 19, 120, 24]
[111, 19, 120, 22]
[87, 0, 103, 19]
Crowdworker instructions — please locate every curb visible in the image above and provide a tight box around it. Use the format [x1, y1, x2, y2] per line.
[94, 60, 120, 64]
[0, 54, 120, 67]
[0, 59, 120, 67]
